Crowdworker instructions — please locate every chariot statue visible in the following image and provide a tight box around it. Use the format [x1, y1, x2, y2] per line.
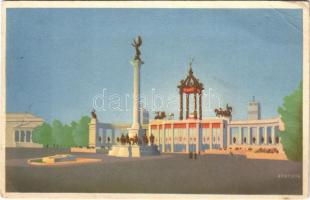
[214, 104, 233, 118]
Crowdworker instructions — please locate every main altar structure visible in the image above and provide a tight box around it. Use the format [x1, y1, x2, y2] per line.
[148, 62, 284, 154]
[178, 60, 204, 120]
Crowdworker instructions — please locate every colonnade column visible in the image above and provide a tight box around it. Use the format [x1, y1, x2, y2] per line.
[271, 126, 275, 145]
[256, 127, 260, 145]
[196, 123, 200, 153]
[163, 126, 166, 153]
[148, 124, 151, 146]
[199, 92, 202, 120]
[264, 126, 267, 145]
[227, 127, 231, 146]
[15, 130, 18, 142]
[220, 123, 224, 148]
[157, 126, 160, 150]
[171, 124, 175, 152]
[111, 129, 115, 144]
[210, 126, 213, 150]
[186, 123, 190, 153]
[239, 127, 242, 145]
[247, 127, 251, 145]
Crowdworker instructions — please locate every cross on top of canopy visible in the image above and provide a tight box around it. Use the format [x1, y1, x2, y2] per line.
[178, 60, 204, 94]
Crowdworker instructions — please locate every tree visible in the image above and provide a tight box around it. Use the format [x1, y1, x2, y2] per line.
[52, 120, 64, 147]
[277, 81, 302, 161]
[32, 122, 52, 147]
[72, 116, 91, 147]
[62, 124, 74, 147]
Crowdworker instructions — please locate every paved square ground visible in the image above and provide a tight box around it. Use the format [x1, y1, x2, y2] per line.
[5, 148, 302, 194]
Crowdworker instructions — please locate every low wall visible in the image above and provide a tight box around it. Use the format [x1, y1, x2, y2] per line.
[70, 147, 96, 153]
[246, 152, 287, 160]
[203, 146, 288, 160]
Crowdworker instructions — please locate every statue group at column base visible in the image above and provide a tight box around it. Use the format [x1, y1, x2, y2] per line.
[108, 144, 160, 158]
[108, 132, 160, 157]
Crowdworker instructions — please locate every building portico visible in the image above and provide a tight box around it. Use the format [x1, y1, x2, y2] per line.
[228, 118, 280, 147]
[149, 118, 227, 153]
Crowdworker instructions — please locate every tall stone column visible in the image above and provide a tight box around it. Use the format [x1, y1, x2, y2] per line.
[128, 59, 144, 139]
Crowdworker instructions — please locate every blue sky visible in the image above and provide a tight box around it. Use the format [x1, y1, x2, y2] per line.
[6, 9, 303, 123]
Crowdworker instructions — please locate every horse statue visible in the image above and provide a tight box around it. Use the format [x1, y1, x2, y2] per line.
[214, 104, 233, 118]
[154, 111, 166, 120]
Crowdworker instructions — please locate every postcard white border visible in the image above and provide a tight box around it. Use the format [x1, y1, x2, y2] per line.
[0, 1, 309, 199]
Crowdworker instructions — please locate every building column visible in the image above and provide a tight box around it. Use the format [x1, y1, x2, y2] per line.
[194, 93, 197, 119]
[239, 127, 242, 145]
[157, 125, 160, 150]
[271, 126, 275, 145]
[256, 126, 260, 145]
[163, 126, 166, 152]
[18, 130, 21, 142]
[220, 123, 224, 148]
[210, 126, 213, 150]
[111, 129, 115, 144]
[264, 126, 268, 145]
[171, 124, 175, 153]
[199, 92, 202, 120]
[179, 90, 183, 120]
[247, 127, 251, 145]
[196, 123, 200, 153]
[148, 124, 151, 146]
[186, 123, 190, 153]
[227, 127, 231, 146]
[186, 94, 189, 119]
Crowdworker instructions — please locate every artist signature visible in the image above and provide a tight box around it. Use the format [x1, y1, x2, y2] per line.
[277, 174, 301, 179]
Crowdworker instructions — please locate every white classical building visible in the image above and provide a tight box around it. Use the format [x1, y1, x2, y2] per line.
[149, 117, 282, 153]
[5, 113, 44, 148]
[88, 120, 148, 148]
